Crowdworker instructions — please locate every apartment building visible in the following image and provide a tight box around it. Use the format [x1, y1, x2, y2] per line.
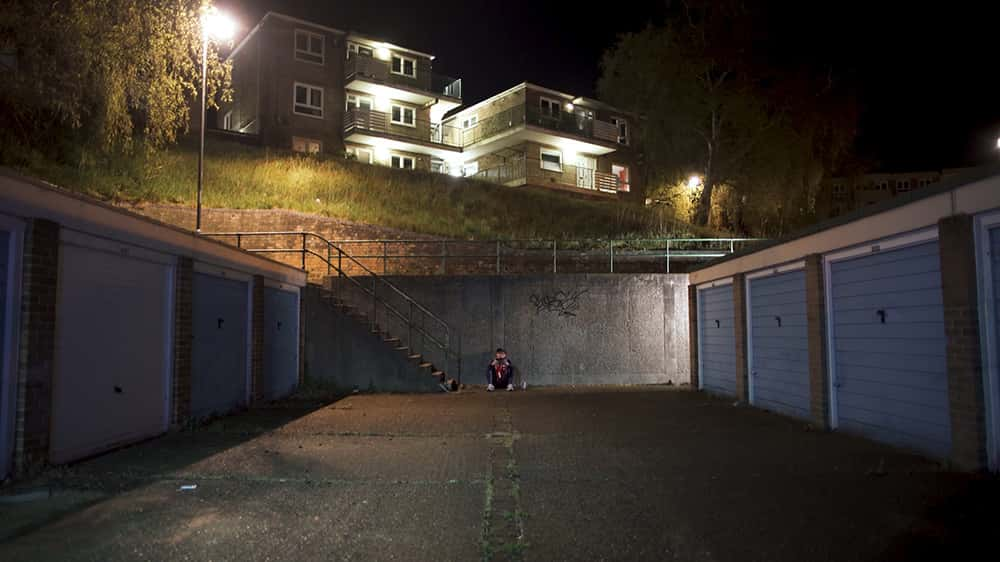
[219, 12, 462, 170]
[219, 13, 638, 198]
[441, 83, 638, 197]
[821, 168, 973, 218]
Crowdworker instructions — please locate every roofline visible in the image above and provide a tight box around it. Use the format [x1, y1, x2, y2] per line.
[346, 32, 435, 61]
[446, 81, 634, 122]
[231, 11, 351, 61]
[690, 162, 1000, 273]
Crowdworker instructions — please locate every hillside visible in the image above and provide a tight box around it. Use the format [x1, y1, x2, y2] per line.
[2, 137, 714, 241]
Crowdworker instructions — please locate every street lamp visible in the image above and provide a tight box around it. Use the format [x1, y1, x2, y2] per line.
[196, 6, 235, 233]
[687, 174, 703, 190]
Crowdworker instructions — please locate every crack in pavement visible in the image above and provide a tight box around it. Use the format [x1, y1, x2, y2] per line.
[481, 403, 525, 562]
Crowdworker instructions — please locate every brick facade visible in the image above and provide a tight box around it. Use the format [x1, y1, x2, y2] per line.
[937, 214, 988, 470]
[688, 285, 699, 389]
[733, 274, 749, 403]
[804, 254, 831, 429]
[14, 218, 59, 474]
[171, 257, 194, 425]
[251, 275, 266, 403]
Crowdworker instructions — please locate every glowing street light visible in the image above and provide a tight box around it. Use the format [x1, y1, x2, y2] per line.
[196, 6, 236, 233]
[687, 174, 703, 190]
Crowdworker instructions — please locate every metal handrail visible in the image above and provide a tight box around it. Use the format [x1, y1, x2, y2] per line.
[202, 231, 463, 383]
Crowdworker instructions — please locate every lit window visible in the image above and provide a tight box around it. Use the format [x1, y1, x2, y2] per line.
[612, 164, 630, 192]
[611, 117, 629, 145]
[391, 104, 416, 127]
[348, 146, 373, 163]
[347, 42, 373, 58]
[294, 30, 324, 64]
[391, 54, 417, 78]
[540, 148, 562, 171]
[462, 115, 479, 129]
[293, 83, 323, 118]
[292, 136, 322, 154]
[540, 97, 561, 119]
[391, 154, 415, 169]
[346, 94, 373, 111]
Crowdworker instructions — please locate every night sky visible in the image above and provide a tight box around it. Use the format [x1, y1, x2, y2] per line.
[219, 0, 1000, 172]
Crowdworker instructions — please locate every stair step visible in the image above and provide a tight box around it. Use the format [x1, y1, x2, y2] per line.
[393, 346, 409, 352]
[418, 362, 433, 369]
[384, 337, 400, 344]
[407, 354, 422, 361]
[432, 370, 444, 377]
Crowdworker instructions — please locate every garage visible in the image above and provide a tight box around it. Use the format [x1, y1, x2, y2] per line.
[191, 268, 250, 418]
[827, 232, 951, 458]
[746, 266, 811, 420]
[0, 219, 21, 479]
[50, 232, 173, 464]
[698, 281, 737, 397]
[263, 285, 299, 401]
[977, 212, 1000, 471]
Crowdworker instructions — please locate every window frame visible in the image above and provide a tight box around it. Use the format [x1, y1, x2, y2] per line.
[294, 29, 325, 65]
[540, 147, 563, 172]
[612, 164, 631, 192]
[462, 114, 479, 129]
[292, 136, 322, 154]
[390, 103, 416, 127]
[349, 146, 374, 164]
[222, 110, 233, 131]
[292, 82, 324, 119]
[391, 54, 418, 78]
[539, 97, 562, 119]
[390, 154, 415, 170]
[346, 93, 374, 112]
[347, 41, 374, 58]
[611, 117, 630, 145]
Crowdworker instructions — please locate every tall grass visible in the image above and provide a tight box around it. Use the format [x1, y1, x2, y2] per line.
[4, 137, 714, 240]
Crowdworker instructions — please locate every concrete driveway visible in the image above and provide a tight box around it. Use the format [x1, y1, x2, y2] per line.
[0, 386, 996, 561]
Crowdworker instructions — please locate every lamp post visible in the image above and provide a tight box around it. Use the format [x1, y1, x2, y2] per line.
[196, 6, 235, 233]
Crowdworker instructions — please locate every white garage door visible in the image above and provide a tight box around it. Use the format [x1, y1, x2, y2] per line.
[263, 285, 299, 401]
[191, 270, 249, 418]
[698, 281, 737, 397]
[50, 233, 173, 464]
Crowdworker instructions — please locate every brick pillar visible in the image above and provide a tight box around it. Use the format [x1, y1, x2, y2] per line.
[251, 275, 265, 403]
[938, 214, 988, 470]
[733, 274, 749, 403]
[171, 257, 193, 426]
[805, 254, 831, 429]
[14, 219, 59, 474]
[688, 285, 699, 388]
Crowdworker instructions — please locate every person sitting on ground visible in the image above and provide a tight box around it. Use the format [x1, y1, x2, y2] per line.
[486, 348, 515, 392]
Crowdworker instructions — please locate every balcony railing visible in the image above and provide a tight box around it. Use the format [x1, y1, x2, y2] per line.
[471, 157, 622, 194]
[344, 108, 463, 149]
[453, 104, 623, 148]
[345, 53, 462, 100]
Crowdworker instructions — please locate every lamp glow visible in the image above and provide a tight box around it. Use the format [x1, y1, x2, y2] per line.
[203, 8, 235, 41]
[687, 175, 703, 190]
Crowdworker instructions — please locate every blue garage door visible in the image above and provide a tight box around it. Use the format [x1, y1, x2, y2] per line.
[191, 273, 249, 418]
[748, 270, 810, 420]
[830, 240, 951, 458]
[699, 284, 736, 396]
[0, 229, 10, 478]
[263, 287, 299, 401]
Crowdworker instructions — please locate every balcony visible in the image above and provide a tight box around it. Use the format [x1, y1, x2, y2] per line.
[343, 108, 463, 157]
[344, 54, 462, 108]
[471, 157, 622, 196]
[454, 104, 624, 158]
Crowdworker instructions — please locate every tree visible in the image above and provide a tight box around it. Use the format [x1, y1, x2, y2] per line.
[598, 0, 856, 233]
[0, 0, 231, 155]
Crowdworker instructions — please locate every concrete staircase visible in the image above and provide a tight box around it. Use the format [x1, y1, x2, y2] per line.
[305, 285, 449, 393]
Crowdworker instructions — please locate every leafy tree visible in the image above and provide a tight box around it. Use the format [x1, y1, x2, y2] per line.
[0, 0, 231, 155]
[598, 0, 856, 233]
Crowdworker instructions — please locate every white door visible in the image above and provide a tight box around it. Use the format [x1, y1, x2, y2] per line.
[575, 156, 596, 190]
[50, 233, 173, 463]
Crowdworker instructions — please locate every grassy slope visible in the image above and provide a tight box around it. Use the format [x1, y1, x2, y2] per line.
[5, 137, 713, 240]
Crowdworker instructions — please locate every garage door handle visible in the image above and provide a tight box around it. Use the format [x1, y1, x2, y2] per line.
[714, 319, 720, 328]
[876, 309, 886, 324]
[114, 386, 123, 394]
[217, 317, 225, 329]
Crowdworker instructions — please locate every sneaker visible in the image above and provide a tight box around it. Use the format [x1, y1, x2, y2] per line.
[487, 384, 495, 392]
[507, 384, 514, 391]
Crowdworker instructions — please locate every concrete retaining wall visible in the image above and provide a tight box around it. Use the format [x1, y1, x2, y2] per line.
[380, 274, 690, 387]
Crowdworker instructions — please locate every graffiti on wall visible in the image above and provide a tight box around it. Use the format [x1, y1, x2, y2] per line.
[530, 289, 588, 317]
